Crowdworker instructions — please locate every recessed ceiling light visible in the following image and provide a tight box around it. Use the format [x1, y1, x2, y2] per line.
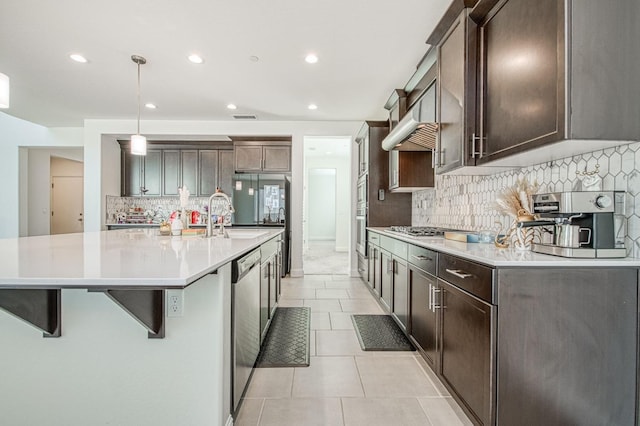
[308, 104, 318, 110]
[144, 103, 157, 109]
[188, 54, 204, 64]
[227, 104, 237, 110]
[326, 151, 332, 155]
[305, 54, 319, 64]
[249, 56, 260, 62]
[70, 54, 88, 63]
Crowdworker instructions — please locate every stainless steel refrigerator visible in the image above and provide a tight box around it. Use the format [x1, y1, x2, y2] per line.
[231, 174, 290, 276]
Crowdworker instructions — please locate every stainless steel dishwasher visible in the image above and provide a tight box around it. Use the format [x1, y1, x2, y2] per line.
[231, 248, 261, 415]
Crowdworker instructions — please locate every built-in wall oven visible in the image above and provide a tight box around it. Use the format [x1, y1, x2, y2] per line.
[356, 176, 367, 256]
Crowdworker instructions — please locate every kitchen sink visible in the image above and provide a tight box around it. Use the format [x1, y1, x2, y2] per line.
[223, 230, 268, 239]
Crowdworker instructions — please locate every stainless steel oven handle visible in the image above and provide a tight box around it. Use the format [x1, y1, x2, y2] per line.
[445, 268, 473, 279]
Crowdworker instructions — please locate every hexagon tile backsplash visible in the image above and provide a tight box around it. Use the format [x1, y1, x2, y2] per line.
[412, 141, 640, 258]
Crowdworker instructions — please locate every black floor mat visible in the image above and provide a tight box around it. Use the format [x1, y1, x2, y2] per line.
[352, 315, 415, 351]
[256, 307, 311, 367]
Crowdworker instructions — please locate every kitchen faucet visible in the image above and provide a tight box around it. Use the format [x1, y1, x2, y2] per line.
[206, 189, 235, 237]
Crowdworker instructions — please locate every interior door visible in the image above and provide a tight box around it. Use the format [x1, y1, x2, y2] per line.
[51, 176, 84, 234]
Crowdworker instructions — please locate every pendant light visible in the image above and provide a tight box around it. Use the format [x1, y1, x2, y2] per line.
[0, 73, 9, 109]
[130, 55, 147, 155]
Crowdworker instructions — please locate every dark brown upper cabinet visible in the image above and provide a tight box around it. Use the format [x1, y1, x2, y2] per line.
[233, 140, 291, 173]
[472, 0, 639, 167]
[429, 0, 640, 174]
[435, 10, 478, 174]
[122, 149, 161, 196]
[119, 141, 234, 197]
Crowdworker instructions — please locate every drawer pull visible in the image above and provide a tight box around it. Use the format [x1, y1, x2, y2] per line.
[445, 269, 473, 279]
[411, 254, 433, 261]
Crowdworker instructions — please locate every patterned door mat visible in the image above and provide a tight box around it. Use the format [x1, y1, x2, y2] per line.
[255, 307, 311, 367]
[352, 315, 415, 351]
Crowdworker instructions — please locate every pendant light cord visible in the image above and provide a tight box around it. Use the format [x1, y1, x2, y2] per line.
[136, 61, 141, 135]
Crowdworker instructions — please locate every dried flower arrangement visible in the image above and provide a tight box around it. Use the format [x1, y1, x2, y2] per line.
[494, 178, 540, 220]
[493, 178, 540, 249]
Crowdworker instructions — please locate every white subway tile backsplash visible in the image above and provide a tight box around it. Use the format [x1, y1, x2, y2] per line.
[412, 141, 640, 258]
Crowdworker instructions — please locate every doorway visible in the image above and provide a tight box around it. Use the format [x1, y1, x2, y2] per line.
[51, 176, 84, 234]
[50, 155, 84, 235]
[302, 137, 351, 275]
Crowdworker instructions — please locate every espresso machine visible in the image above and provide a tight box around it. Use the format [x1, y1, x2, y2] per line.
[527, 191, 627, 258]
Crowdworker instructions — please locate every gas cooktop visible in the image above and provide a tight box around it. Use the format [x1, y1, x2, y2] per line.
[388, 226, 450, 237]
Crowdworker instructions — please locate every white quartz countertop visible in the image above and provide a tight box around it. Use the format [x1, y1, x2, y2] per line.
[0, 228, 283, 288]
[369, 228, 640, 267]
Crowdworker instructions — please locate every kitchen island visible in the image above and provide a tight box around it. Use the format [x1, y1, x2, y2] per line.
[366, 227, 640, 426]
[0, 227, 283, 426]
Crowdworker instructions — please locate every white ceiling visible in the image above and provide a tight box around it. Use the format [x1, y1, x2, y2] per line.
[0, 0, 450, 128]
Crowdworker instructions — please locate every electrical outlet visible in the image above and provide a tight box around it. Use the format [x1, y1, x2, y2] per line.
[166, 289, 184, 317]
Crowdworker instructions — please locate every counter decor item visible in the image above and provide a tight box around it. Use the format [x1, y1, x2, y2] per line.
[179, 185, 190, 229]
[573, 163, 602, 191]
[159, 221, 171, 236]
[493, 178, 540, 250]
[171, 216, 183, 236]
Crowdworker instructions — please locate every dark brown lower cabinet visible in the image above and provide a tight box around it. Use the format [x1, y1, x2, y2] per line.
[380, 249, 393, 311]
[496, 268, 638, 426]
[392, 257, 409, 331]
[439, 279, 495, 426]
[408, 265, 438, 368]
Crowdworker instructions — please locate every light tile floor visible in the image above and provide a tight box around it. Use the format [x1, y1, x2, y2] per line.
[235, 275, 473, 426]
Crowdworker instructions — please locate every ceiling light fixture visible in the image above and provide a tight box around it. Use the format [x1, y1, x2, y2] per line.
[308, 104, 318, 110]
[227, 103, 237, 110]
[249, 56, 260, 62]
[145, 103, 157, 109]
[130, 55, 147, 156]
[0, 73, 9, 109]
[70, 54, 88, 63]
[305, 54, 319, 64]
[188, 54, 204, 64]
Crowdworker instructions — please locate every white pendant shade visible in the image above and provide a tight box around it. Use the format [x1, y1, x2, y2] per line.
[131, 134, 147, 156]
[0, 73, 9, 109]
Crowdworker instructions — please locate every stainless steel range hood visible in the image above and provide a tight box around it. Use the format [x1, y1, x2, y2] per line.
[381, 81, 437, 151]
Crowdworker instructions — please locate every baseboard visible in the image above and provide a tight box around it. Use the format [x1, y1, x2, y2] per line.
[290, 268, 304, 278]
[349, 268, 360, 277]
[335, 246, 348, 252]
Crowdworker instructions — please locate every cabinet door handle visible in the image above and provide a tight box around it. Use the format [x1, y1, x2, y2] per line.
[432, 287, 441, 310]
[411, 254, 433, 262]
[428, 283, 433, 311]
[445, 268, 473, 279]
